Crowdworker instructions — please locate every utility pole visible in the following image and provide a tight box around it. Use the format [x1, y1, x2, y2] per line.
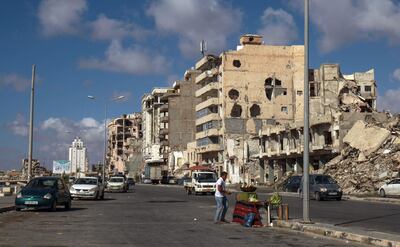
[303, 0, 311, 223]
[103, 103, 108, 183]
[27, 64, 36, 182]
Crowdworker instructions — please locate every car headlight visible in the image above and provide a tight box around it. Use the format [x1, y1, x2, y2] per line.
[70, 187, 76, 192]
[17, 192, 22, 198]
[320, 187, 328, 192]
[43, 193, 52, 199]
[90, 187, 97, 192]
[338, 188, 342, 192]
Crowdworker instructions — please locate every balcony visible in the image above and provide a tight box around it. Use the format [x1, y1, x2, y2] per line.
[195, 128, 222, 140]
[159, 104, 168, 112]
[196, 113, 220, 126]
[195, 98, 220, 112]
[195, 82, 220, 98]
[196, 144, 223, 154]
[160, 116, 169, 123]
[159, 128, 169, 135]
[195, 68, 219, 84]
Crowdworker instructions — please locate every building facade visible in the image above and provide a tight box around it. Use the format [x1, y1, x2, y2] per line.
[107, 113, 142, 174]
[69, 137, 88, 176]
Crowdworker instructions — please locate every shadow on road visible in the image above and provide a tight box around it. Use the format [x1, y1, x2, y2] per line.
[147, 200, 188, 203]
[335, 211, 400, 226]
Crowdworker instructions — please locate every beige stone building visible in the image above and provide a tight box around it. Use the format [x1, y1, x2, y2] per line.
[194, 34, 304, 183]
[258, 64, 379, 184]
[107, 113, 142, 174]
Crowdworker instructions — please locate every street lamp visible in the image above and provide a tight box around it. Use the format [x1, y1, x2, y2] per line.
[87, 95, 125, 184]
[303, 0, 311, 223]
[27, 64, 36, 182]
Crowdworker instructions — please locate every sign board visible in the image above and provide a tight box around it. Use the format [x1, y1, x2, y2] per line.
[52, 160, 71, 174]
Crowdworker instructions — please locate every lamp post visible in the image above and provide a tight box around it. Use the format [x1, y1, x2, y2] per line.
[303, 0, 311, 223]
[27, 64, 36, 181]
[88, 95, 125, 183]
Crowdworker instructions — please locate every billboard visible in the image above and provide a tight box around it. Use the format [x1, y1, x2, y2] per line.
[53, 160, 71, 174]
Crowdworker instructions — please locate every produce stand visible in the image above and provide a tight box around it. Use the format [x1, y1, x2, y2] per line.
[232, 189, 263, 227]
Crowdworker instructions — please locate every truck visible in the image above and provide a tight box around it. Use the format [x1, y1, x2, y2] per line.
[184, 171, 217, 195]
[149, 165, 162, 184]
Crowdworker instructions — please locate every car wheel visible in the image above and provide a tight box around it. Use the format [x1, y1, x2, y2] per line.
[380, 189, 386, 197]
[315, 192, 321, 201]
[50, 200, 57, 212]
[15, 207, 21, 212]
[336, 197, 342, 201]
[64, 200, 71, 210]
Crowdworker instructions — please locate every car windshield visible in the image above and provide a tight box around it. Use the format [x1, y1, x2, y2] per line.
[315, 176, 336, 184]
[75, 178, 97, 185]
[197, 173, 216, 182]
[26, 178, 56, 189]
[109, 177, 124, 183]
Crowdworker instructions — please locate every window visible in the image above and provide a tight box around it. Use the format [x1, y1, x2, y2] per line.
[365, 85, 372, 92]
[297, 90, 303, 96]
[233, 60, 241, 68]
[228, 89, 239, 100]
[281, 106, 288, 113]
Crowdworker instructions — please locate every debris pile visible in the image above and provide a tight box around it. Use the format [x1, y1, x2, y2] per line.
[323, 117, 400, 195]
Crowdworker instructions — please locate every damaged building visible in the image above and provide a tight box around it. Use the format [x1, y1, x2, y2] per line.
[258, 64, 379, 184]
[194, 34, 304, 183]
[107, 113, 142, 174]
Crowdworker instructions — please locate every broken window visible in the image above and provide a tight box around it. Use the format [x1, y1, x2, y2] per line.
[364, 85, 372, 92]
[233, 60, 241, 68]
[297, 90, 303, 96]
[310, 82, 320, 97]
[275, 88, 287, 96]
[281, 106, 288, 113]
[228, 89, 239, 100]
[250, 104, 261, 117]
[323, 131, 333, 145]
[265, 78, 273, 86]
[275, 79, 282, 86]
[230, 104, 242, 117]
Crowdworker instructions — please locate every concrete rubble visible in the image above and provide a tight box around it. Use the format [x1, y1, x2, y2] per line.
[322, 116, 400, 195]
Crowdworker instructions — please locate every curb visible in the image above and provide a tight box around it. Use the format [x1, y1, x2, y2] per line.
[0, 206, 15, 213]
[274, 220, 400, 247]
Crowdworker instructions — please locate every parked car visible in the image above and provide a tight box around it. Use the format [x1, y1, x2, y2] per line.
[282, 175, 302, 192]
[107, 176, 127, 192]
[299, 174, 342, 201]
[161, 176, 177, 185]
[143, 178, 152, 184]
[15, 176, 71, 211]
[69, 177, 104, 200]
[379, 178, 400, 197]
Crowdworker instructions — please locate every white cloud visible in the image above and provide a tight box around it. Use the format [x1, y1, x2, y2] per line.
[8, 116, 107, 167]
[378, 89, 400, 113]
[258, 8, 298, 45]
[147, 0, 242, 57]
[288, 0, 400, 52]
[7, 114, 28, 137]
[38, 0, 87, 36]
[393, 68, 400, 81]
[89, 14, 151, 41]
[0, 73, 31, 92]
[78, 40, 169, 75]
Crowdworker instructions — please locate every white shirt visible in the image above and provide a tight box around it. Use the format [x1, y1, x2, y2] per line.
[215, 177, 226, 197]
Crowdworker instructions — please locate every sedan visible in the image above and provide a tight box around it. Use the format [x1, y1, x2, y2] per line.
[379, 179, 400, 197]
[70, 177, 104, 200]
[15, 176, 71, 211]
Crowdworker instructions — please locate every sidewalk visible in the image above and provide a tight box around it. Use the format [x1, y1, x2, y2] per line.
[273, 219, 400, 247]
[0, 196, 15, 213]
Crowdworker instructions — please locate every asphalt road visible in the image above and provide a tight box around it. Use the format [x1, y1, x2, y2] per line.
[0, 185, 368, 247]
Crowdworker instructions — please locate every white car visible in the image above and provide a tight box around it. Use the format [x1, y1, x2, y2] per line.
[70, 177, 105, 200]
[107, 177, 127, 192]
[379, 179, 400, 197]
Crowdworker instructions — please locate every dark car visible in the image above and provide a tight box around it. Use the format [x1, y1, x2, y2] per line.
[299, 174, 342, 201]
[127, 178, 135, 186]
[161, 176, 176, 184]
[282, 175, 301, 192]
[15, 176, 71, 211]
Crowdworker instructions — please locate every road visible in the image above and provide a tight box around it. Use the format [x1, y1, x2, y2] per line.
[0, 185, 368, 247]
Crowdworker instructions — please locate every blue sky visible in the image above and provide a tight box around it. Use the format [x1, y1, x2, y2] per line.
[1, 0, 400, 170]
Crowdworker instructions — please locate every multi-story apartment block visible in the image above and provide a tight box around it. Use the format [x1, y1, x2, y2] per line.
[194, 34, 304, 183]
[107, 113, 142, 174]
[258, 64, 380, 184]
[69, 137, 88, 177]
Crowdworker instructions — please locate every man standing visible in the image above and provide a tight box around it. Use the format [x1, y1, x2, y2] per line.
[214, 171, 230, 223]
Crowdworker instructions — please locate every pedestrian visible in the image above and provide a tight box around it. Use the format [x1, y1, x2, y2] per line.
[214, 171, 230, 224]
